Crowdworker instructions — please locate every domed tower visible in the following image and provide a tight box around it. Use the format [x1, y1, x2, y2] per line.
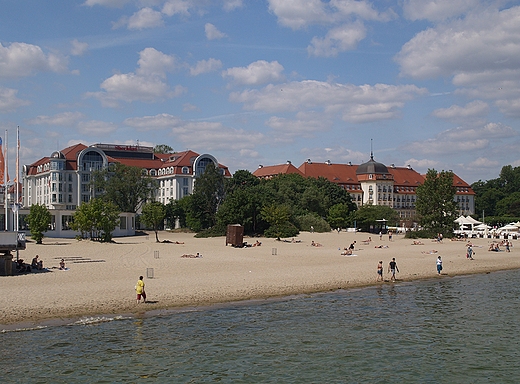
[356, 151, 394, 206]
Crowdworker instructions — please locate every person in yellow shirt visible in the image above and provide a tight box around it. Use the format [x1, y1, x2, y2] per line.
[135, 276, 146, 304]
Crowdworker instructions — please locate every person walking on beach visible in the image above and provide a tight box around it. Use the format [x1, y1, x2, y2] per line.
[436, 256, 443, 275]
[135, 276, 146, 304]
[376, 261, 383, 282]
[388, 258, 399, 281]
[467, 245, 474, 260]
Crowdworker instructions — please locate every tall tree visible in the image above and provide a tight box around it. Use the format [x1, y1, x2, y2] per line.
[352, 205, 399, 233]
[154, 144, 173, 154]
[186, 163, 225, 230]
[141, 201, 166, 242]
[26, 204, 51, 244]
[71, 198, 120, 242]
[91, 163, 158, 213]
[416, 169, 458, 234]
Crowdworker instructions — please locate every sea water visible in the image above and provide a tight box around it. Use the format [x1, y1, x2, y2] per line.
[2, 269, 520, 383]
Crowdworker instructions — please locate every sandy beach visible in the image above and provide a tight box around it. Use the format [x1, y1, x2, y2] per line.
[1, 230, 519, 327]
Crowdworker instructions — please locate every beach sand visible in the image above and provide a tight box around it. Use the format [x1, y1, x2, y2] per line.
[2, 230, 518, 327]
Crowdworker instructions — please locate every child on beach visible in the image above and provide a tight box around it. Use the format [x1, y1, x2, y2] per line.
[376, 261, 383, 281]
[135, 276, 146, 304]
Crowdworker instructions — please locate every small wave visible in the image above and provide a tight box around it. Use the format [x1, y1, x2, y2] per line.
[72, 315, 131, 326]
[1, 325, 48, 333]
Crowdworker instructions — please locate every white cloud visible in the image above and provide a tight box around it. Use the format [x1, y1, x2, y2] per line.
[396, 6, 520, 79]
[267, 0, 330, 29]
[223, 60, 285, 85]
[71, 39, 89, 56]
[162, 0, 192, 16]
[223, 0, 242, 11]
[432, 100, 489, 121]
[0, 42, 68, 78]
[404, 158, 439, 170]
[307, 22, 366, 57]
[268, 0, 394, 29]
[205, 23, 227, 40]
[402, 0, 480, 21]
[190, 58, 222, 76]
[83, 0, 130, 7]
[86, 47, 183, 107]
[124, 113, 183, 131]
[266, 112, 331, 141]
[78, 120, 118, 135]
[183, 103, 199, 111]
[466, 157, 500, 169]
[0, 87, 30, 112]
[127, 7, 164, 30]
[136, 47, 177, 78]
[404, 122, 517, 157]
[26, 112, 85, 126]
[300, 146, 367, 165]
[231, 80, 427, 123]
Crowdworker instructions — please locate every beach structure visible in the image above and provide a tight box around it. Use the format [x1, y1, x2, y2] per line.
[253, 155, 475, 221]
[19, 143, 230, 237]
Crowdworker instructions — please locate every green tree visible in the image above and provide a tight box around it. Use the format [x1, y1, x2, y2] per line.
[91, 163, 158, 213]
[186, 163, 225, 230]
[154, 144, 173, 154]
[352, 205, 399, 233]
[26, 204, 51, 244]
[327, 203, 352, 229]
[416, 169, 458, 235]
[165, 198, 187, 229]
[141, 201, 166, 242]
[496, 191, 520, 217]
[71, 198, 120, 242]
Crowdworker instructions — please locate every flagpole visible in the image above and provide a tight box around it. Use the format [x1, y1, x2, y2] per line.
[4, 130, 8, 231]
[16, 126, 19, 232]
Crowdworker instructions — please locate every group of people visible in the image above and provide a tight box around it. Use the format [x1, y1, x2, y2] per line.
[15, 255, 67, 273]
[376, 258, 400, 282]
[488, 240, 511, 252]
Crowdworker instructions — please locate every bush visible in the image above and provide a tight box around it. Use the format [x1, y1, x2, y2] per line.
[405, 230, 453, 239]
[294, 213, 331, 233]
[195, 225, 226, 238]
[264, 222, 299, 239]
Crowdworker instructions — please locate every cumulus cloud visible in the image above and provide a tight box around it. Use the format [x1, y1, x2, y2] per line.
[136, 47, 177, 78]
[230, 80, 427, 123]
[189, 58, 222, 76]
[26, 112, 85, 126]
[223, 60, 285, 85]
[404, 122, 517, 157]
[71, 39, 89, 56]
[402, 0, 480, 21]
[126, 7, 164, 30]
[300, 146, 367, 165]
[78, 120, 118, 135]
[307, 22, 366, 57]
[162, 0, 192, 16]
[0, 42, 68, 78]
[268, 0, 395, 29]
[466, 156, 500, 169]
[205, 23, 227, 40]
[396, 6, 520, 79]
[223, 0, 243, 11]
[86, 48, 183, 107]
[266, 112, 332, 141]
[404, 158, 440, 170]
[432, 100, 489, 121]
[0, 87, 30, 112]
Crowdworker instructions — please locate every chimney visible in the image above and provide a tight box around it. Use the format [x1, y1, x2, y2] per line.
[286, 160, 291, 165]
[348, 161, 352, 166]
[307, 158, 312, 164]
[326, 160, 331, 165]
[407, 164, 411, 169]
[258, 165, 263, 168]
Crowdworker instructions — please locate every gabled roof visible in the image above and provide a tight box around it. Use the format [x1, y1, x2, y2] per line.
[389, 167, 424, 187]
[253, 163, 305, 178]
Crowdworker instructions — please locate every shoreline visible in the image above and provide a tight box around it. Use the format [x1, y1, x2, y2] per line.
[2, 230, 519, 329]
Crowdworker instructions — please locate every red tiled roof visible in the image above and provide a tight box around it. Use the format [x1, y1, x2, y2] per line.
[298, 162, 358, 184]
[253, 163, 305, 178]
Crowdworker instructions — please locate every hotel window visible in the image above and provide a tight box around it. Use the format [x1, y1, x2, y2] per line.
[68, 184, 73, 192]
[68, 174, 73, 182]
[183, 178, 189, 186]
[120, 216, 127, 230]
[68, 194, 73, 203]
[58, 194, 63, 203]
[52, 183, 56, 192]
[183, 187, 189, 197]
[182, 167, 189, 174]
[52, 194, 57, 202]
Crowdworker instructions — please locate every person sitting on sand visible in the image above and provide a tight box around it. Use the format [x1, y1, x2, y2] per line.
[311, 241, 322, 247]
[341, 248, 352, 255]
[32, 255, 43, 270]
[488, 243, 500, 252]
[59, 259, 66, 270]
[349, 241, 356, 250]
[253, 240, 262, 247]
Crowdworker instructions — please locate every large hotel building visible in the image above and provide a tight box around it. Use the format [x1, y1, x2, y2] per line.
[253, 154, 475, 222]
[18, 143, 474, 236]
[20, 143, 230, 237]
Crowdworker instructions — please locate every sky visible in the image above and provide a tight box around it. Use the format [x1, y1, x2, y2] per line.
[1, 0, 520, 184]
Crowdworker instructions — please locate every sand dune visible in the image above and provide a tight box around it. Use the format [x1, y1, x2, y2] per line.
[2, 230, 518, 326]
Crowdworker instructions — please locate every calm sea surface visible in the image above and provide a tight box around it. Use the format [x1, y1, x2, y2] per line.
[2, 270, 520, 383]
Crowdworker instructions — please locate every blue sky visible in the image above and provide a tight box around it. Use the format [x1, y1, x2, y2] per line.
[1, 0, 520, 183]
